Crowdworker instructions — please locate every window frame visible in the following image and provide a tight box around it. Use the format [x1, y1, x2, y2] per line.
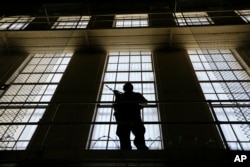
[114, 14, 149, 28]
[235, 10, 250, 23]
[87, 51, 163, 150]
[0, 53, 73, 150]
[188, 49, 250, 151]
[51, 16, 91, 29]
[174, 12, 214, 26]
[0, 16, 34, 30]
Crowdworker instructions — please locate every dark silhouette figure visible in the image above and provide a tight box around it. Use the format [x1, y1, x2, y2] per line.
[113, 82, 148, 150]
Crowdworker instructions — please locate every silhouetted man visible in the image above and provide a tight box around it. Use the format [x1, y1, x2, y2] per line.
[113, 82, 148, 150]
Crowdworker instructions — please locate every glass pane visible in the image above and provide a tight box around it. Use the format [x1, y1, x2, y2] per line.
[129, 72, 141, 81]
[51, 74, 63, 83]
[44, 85, 57, 94]
[130, 56, 140, 62]
[130, 63, 141, 71]
[195, 71, 209, 81]
[14, 74, 29, 83]
[5, 85, 21, 95]
[143, 83, 155, 93]
[108, 56, 119, 63]
[104, 73, 116, 81]
[116, 72, 128, 81]
[107, 64, 117, 71]
[192, 63, 204, 70]
[119, 56, 129, 63]
[142, 72, 154, 81]
[117, 64, 129, 71]
[57, 65, 67, 72]
[26, 74, 42, 83]
[142, 63, 152, 71]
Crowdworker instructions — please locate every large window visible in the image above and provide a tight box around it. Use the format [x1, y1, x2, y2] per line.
[0, 16, 34, 30]
[0, 53, 73, 150]
[174, 12, 214, 26]
[88, 51, 163, 150]
[114, 14, 148, 27]
[188, 49, 250, 150]
[51, 16, 91, 29]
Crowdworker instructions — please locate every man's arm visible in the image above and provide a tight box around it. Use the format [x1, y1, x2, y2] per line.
[138, 93, 148, 107]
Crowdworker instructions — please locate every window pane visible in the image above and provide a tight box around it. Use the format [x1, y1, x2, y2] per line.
[117, 64, 129, 71]
[130, 63, 141, 71]
[104, 73, 116, 81]
[107, 64, 117, 71]
[129, 72, 141, 81]
[142, 72, 154, 81]
[116, 72, 128, 81]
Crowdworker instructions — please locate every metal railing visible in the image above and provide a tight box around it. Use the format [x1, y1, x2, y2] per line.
[0, 10, 249, 31]
[0, 99, 249, 151]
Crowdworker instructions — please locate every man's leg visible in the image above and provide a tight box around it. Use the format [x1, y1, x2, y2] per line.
[132, 123, 148, 150]
[116, 124, 132, 150]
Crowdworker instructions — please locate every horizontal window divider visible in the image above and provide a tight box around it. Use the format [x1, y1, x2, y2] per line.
[97, 105, 158, 108]
[105, 70, 153, 72]
[0, 99, 249, 104]
[198, 80, 250, 82]
[11, 83, 59, 85]
[21, 72, 64, 74]
[194, 69, 245, 71]
[103, 81, 155, 84]
[0, 121, 249, 126]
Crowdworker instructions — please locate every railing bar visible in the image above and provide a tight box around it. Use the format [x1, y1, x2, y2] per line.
[0, 121, 249, 125]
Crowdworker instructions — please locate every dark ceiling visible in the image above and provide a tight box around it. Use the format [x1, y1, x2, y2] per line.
[1, 0, 250, 52]
[1, 0, 250, 16]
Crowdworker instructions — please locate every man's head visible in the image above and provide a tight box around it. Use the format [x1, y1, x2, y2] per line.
[123, 82, 133, 92]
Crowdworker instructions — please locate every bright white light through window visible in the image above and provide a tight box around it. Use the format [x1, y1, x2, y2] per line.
[0, 16, 34, 30]
[0, 53, 73, 150]
[235, 10, 250, 23]
[188, 49, 250, 150]
[88, 51, 163, 150]
[51, 16, 91, 29]
[114, 14, 148, 27]
[175, 12, 214, 26]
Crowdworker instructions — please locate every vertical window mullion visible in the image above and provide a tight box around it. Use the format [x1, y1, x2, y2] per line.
[140, 52, 144, 119]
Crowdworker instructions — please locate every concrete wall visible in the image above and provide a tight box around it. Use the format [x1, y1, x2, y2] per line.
[0, 53, 27, 86]
[153, 49, 224, 149]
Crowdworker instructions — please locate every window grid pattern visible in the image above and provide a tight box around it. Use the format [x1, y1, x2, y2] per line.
[188, 49, 250, 150]
[175, 12, 214, 26]
[0, 53, 73, 150]
[51, 16, 91, 29]
[0, 16, 34, 30]
[235, 10, 250, 23]
[114, 14, 148, 27]
[88, 51, 163, 150]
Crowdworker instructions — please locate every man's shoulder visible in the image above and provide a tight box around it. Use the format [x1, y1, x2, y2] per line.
[131, 92, 142, 96]
[122, 92, 142, 98]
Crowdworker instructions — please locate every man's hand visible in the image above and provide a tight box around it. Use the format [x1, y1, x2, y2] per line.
[113, 90, 121, 95]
